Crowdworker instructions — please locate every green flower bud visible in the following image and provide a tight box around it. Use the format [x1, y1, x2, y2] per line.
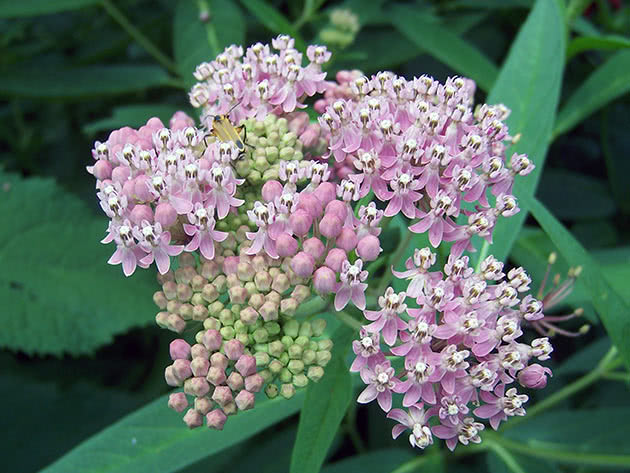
[179, 303, 193, 320]
[265, 384, 279, 399]
[191, 293, 206, 306]
[259, 368, 273, 383]
[262, 168, 279, 181]
[266, 146, 279, 163]
[248, 293, 265, 310]
[318, 339, 334, 351]
[202, 284, 219, 303]
[284, 319, 299, 339]
[231, 304, 242, 316]
[295, 335, 309, 347]
[279, 368, 293, 384]
[308, 341, 319, 351]
[264, 321, 281, 336]
[311, 319, 327, 337]
[253, 328, 269, 344]
[307, 366, 325, 382]
[288, 359, 305, 375]
[298, 321, 313, 338]
[288, 343, 303, 360]
[166, 300, 181, 314]
[255, 351, 270, 367]
[316, 350, 332, 366]
[269, 359, 284, 374]
[279, 146, 294, 160]
[213, 275, 227, 293]
[281, 335, 294, 349]
[220, 326, 235, 340]
[244, 281, 258, 296]
[280, 383, 296, 399]
[248, 170, 262, 184]
[279, 352, 290, 366]
[302, 349, 317, 365]
[293, 373, 309, 388]
[269, 340, 285, 358]
[280, 297, 298, 316]
[233, 319, 247, 334]
[203, 317, 221, 331]
[236, 333, 249, 345]
[219, 308, 234, 326]
[235, 159, 251, 176]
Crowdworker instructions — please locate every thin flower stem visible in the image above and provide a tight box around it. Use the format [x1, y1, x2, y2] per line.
[485, 431, 630, 468]
[389, 453, 440, 473]
[601, 371, 630, 382]
[344, 402, 367, 454]
[297, 296, 329, 318]
[502, 345, 620, 430]
[100, 0, 180, 76]
[376, 231, 413, 295]
[293, 0, 317, 29]
[485, 438, 527, 473]
[474, 240, 490, 273]
[198, 0, 221, 58]
[336, 310, 363, 331]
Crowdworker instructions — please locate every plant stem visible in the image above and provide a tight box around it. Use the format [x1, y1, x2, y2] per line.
[566, 0, 594, 23]
[474, 240, 490, 273]
[390, 453, 440, 473]
[376, 231, 413, 295]
[502, 345, 620, 430]
[100, 0, 179, 75]
[344, 403, 366, 454]
[485, 439, 527, 473]
[601, 371, 630, 382]
[336, 311, 363, 331]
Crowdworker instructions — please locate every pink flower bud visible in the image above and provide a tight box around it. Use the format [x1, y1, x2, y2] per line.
[122, 178, 135, 198]
[191, 343, 209, 360]
[271, 274, 290, 293]
[325, 200, 348, 222]
[288, 111, 310, 134]
[276, 233, 298, 257]
[129, 204, 153, 224]
[194, 396, 212, 415]
[169, 339, 191, 360]
[227, 372, 244, 391]
[337, 228, 358, 251]
[313, 266, 337, 294]
[168, 392, 188, 412]
[155, 202, 178, 227]
[240, 306, 259, 325]
[289, 209, 313, 236]
[303, 237, 325, 260]
[518, 364, 552, 389]
[169, 111, 194, 130]
[235, 390, 255, 411]
[206, 409, 227, 430]
[297, 193, 323, 218]
[92, 160, 112, 180]
[313, 182, 336, 206]
[212, 386, 233, 407]
[183, 408, 203, 429]
[223, 256, 240, 275]
[206, 365, 227, 386]
[259, 301, 279, 321]
[299, 123, 321, 148]
[191, 357, 210, 377]
[324, 248, 347, 272]
[291, 284, 311, 303]
[290, 252, 315, 278]
[172, 359, 192, 381]
[146, 117, 165, 130]
[210, 352, 228, 370]
[133, 174, 153, 202]
[200, 330, 221, 352]
[184, 376, 210, 397]
[235, 354, 257, 377]
[319, 214, 343, 239]
[356, 235, 382, 261]
[245, 373, 264, 392]
[262, 180, 283, 202]
[224, 339, 244, 361]
[111, 165, 131, 183]
[237, 261, 255, 282]
[228, 286, 248, 305]
[164, 366, 181, 387]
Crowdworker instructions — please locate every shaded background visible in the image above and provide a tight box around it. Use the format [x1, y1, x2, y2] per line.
[1, 0, 629, 472]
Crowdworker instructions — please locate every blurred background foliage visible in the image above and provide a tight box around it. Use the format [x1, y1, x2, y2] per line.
[1, 0, 630, 472]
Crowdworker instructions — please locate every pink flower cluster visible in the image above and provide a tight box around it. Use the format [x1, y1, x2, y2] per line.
[190, 35, 330, 126]
[87, 112, 249, 276]
[352, 248, 553, 451]
[248, 166, 383, 312]
[317, 72, 534, 255]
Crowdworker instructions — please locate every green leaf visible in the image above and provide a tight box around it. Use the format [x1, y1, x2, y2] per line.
[474, 0, 565, 264]
[487, 449, 559, 473]
[390, 5, 498, 92]
[567, 34, 630, 60]
[238, 0, 306, 52]
[41, 391, 305, 473]
[0, 65, 173, 99]
[174, 0, 245, 88]
[0, 0, 98, 17]
[321, 449, 415, 473]
[82, 104, 188, 135]
[554, 50, 630, 137]
[290, 327, 354, 473]
[524, 193, 630, 368]
[0, 172, 159, 355]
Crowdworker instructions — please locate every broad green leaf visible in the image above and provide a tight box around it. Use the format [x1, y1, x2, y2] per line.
[290, 327, 354, 473]
[567, 34, 630, 60]
[238, 0, 306, 52]
[524, 193, 630, 368]
[321, 449, 415, 473]
[174, 0, 245, 89]
[0, 172, 159, 355]
[443, 0, 533, 8]
[0, 0, 98, 17]
[390, 5, 498, 92]
[554, 51, 630, 137]
[0, 65, 173, 99]
[41, 391, 305, 473]
[82, 104, 187, 135]
[602, 103, 630, 213]
[474, 0, 565, 264]
[554, 337, 611, 376]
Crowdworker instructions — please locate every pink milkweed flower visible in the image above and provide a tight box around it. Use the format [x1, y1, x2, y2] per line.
[184, 203, 229, 260]
[356, 202, 383, 238]
[431, 344, 470, 394]
[397, 357, 437, 406]
[352, 151, 387, 198]
[246, 201, 279, 259]
[392, 247, 439, 298]
[381, 171, 422, 218]
[474, 384, 528, 430]
[409, 190, 457, 247]
[364, 287, 408, 346]
[206, 163, 244, 219]
[335, 259, 368, 311]
[433, 415, 485, 451]
[350, 328, 385, 372]
[387, 404, 434, 449]
[134, 220, 184, 274]
[104, 220, 148, 277]
[358, 361, 401, 412]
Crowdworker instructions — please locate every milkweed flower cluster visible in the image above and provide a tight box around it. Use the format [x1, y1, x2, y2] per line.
[352, 249, 553, 451]
[87, 33, 557, 444]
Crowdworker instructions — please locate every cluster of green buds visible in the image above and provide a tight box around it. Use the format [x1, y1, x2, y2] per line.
[154, 230, 333, 429]
[319, 8, 361, 49]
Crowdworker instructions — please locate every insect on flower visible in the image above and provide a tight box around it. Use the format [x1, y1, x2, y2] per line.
[203, 102, 251, 156]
